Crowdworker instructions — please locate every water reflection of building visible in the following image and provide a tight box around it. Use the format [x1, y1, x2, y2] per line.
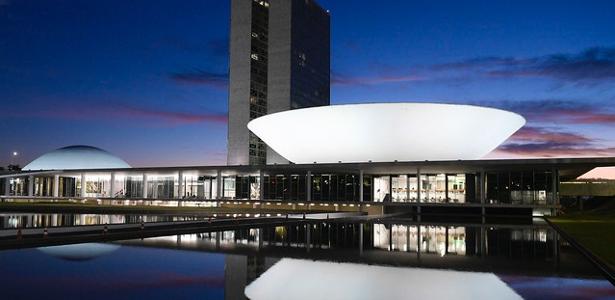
[118, 220, 560, 264]
[0, 213, 205, 229]
[373, 224, 466, 255]
[224, 255, 277, 300]
[115, 220, 608, 285]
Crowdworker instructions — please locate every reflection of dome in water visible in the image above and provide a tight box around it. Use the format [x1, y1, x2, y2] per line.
[37, 243, 121, 261]
[23, 145, 130, 170]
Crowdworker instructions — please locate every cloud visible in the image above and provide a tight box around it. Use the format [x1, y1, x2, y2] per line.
[494, 144, 615, 157]
[433, 46, 615, 84]
[113, 105, 227, 124]
[507, 126, 592, 145]
[169, 69, 228, 89]
[332, 72, 424, 86]
[487, 99, 615, 125]
[493, 125, 615, 157]
[1, 101, 227, 125]
[334, 46, 615, 88]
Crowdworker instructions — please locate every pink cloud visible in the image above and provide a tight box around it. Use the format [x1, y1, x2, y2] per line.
[2, 102, 227, 125]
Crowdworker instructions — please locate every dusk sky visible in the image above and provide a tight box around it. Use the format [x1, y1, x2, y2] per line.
[2, 0, 615, 168]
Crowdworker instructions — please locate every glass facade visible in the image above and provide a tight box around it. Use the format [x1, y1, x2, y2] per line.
[248, 0, 270, 165]
[1, 166, 560, 209]
[289, 0, 330, 109]
[372, 173, 467, 203]
[486, 170, 556, 205]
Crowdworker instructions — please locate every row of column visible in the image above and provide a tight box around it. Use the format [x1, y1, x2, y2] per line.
[2, 168, 560, 207]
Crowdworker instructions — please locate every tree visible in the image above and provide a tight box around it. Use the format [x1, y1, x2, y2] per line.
[7, 165, 21, 171]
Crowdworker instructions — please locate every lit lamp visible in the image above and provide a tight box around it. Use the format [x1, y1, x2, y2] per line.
[10, 151, 18, 168]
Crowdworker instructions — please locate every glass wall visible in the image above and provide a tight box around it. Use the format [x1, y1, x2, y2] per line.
[391, 175, 407, 202]
[223, 177, 236, 199]
[418, 174, 448, 202]
[373, 176, 390, 202]
[309, 174, 360, 202]
[123, 175, 144, 198]
[180, 173, 202, 199]
[33, 177, 53, 197]
[408, 175, 418, 202]
[447, 174, 466, 203]
[250, 176, 261, 200]
[486, 170, 555, 205]
[6, 168, 557, 206]
[372, 173, 469, 203]
[84, 174, 111, 198]
[177, 174, 219, 200]
[146, 175, 176, 199]
[9, 177, 28, 196]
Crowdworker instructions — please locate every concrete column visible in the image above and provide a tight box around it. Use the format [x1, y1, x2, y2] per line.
[552, 168, 559, 206]
[216, 170, 222, 200]
[4, 177, 11, 196]
[416, 168, 421, 217]
[359, 170, 364, 202]
[445, 227, 449, 254]
[306, 224, 311, 252]
[359, 224, 364, 256]
[480, 171, 486, 204]
[416, 168, 421, 203]
[445, 174, 449, 203]
[480, 226, 486, 257]
[304, 172, 311, 201]
[28, 175, 34, 197]
[142, 173, 147, 199]
[417, 225, 422, 260]
[259, 170, 265, 201]
[258, 228, 264, 249]
[109, 172, 115, 198]
[388, 175, 393, 202]
[406, 225, 410, 252]
[80, 173, 86, 198]
[406, 174, 410, 202]
[177, 171, 183, 199]
[53, 174, 60, 198]
[177, 171, 183, 207]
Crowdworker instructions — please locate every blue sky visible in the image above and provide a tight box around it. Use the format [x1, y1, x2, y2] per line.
[1, 0, 615, 167]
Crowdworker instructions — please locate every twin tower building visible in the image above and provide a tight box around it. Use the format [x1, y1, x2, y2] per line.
[227, 0, 330, 166]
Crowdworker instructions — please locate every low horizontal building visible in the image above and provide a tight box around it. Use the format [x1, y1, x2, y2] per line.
[3, 156, 615, 216]
[3, 104, 615, 216]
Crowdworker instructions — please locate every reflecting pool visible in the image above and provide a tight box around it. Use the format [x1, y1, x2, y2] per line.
[0, 218, 613, 299]
[0, 212, 211, 229]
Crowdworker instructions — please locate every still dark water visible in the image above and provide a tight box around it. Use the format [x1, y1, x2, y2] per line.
[0, 214, 614, 300]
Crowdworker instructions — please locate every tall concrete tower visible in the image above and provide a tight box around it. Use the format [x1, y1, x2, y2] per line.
[227, 0, 330, 165]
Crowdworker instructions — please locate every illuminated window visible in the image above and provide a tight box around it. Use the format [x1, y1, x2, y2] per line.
[253, 0, 269, 7]
[251, 53, 259, 60]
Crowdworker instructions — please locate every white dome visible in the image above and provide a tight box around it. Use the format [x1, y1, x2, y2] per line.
[23, 145, 130, 170]
[248, 103, 526, 164]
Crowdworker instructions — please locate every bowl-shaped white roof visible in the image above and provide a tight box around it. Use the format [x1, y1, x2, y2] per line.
[23, 145, 130, 171]
[248, 103, 525, 164]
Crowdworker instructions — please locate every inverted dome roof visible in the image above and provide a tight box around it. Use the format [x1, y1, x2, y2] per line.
[248, 103, 525, 164]
[23, 145, 130, 171]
